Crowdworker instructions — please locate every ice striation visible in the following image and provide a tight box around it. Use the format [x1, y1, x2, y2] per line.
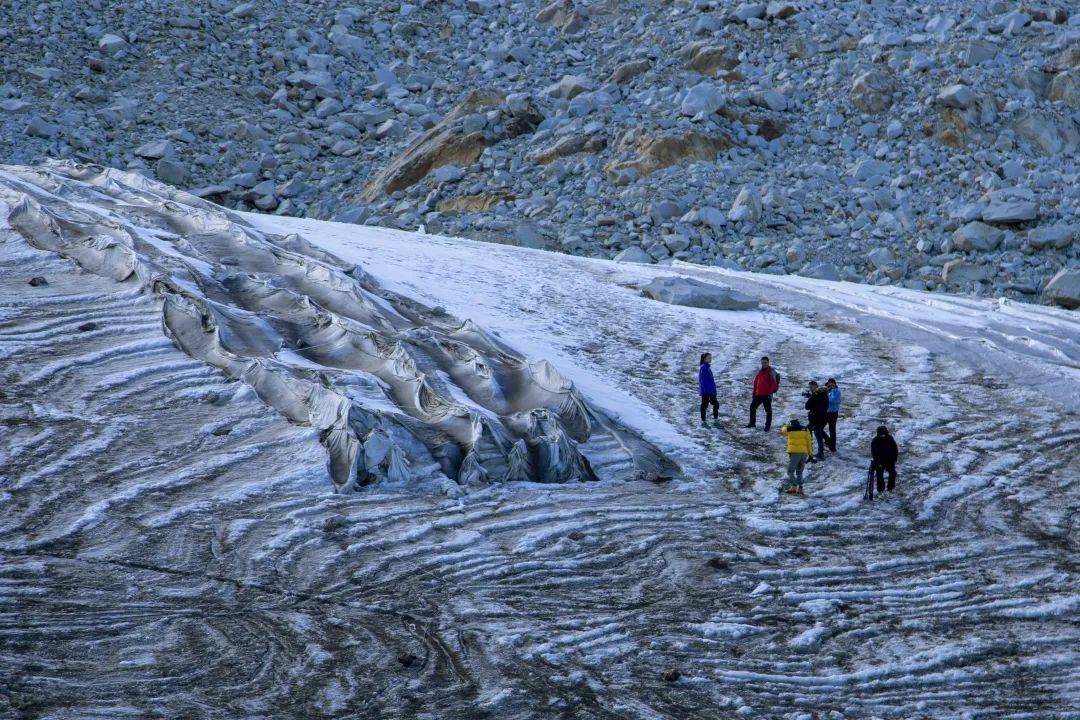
[0, 161, 678, 492]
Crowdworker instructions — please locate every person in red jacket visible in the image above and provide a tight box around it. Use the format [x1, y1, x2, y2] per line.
[746, 356, 780, 431]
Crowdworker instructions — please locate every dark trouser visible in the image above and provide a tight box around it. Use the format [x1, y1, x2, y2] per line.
[700, 393, 718, 421]
[749, 395, 772, 429]
[811, 423, 827, 457]
[874, 462, 897, 491]
[826, 411, 838, 451]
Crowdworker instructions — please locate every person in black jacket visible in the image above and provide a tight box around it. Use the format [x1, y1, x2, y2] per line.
[804, 381, 830, 461]
[870, 425, 899, 492]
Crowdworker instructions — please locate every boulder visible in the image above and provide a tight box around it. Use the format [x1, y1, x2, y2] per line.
[681, 83, 725, 116]
[98, 33, 127, 55]
[961, 39, 999, 66]
[1042, 269, 1080, 309]
[545, 74, 592, 100]
[609, 60, 650, 84]
[155, 158, 188, 186]
[604, 132, 733, 184]
[851, 70, 894, 113]
[982, 201, 1038, 224]
[766, 2, 799, 19]
[535, 0, 586, 33]
[751, 89, 787, 112]
[685, 45, 740, 77]
[1028, 224, 1077, 250]
[1013, 111, 1080, 156]
[527, 133, 606, 164]
[936, 84, 976, 109]
[800, 261, 840, 281]
[641, 276, 758, 310]
[362, 90, 539, 199]
[1049, 70, 1079, 108]
[435, 191, 513, 213]
[867, 247, 895, 269]
[953, 221, 1004, 251]
[728, 186, 762, 223]
[732, 3, 767, 22]
[942, 259, 989, 285]
[135, 139, 174, 159]
[613, 246, 654, 263]
[24, 116, 59, 138]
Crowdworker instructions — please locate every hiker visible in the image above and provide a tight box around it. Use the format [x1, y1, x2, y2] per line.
[826, 378, 841, 452]
[699, 353, 719, 427]
[804, 381, 829, 461]
[870, 425, 899, 493]
[747, 356, 780, 431]
[780, 418, 813, 495]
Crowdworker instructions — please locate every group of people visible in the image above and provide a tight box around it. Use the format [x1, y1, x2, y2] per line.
[697, 354, 900, 498]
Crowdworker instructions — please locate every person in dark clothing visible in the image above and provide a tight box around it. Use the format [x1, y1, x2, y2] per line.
[870, 425, 899, 492]
[825, 378, 841, 452]
[747, 356, 780, 431]
[698, 353, 719, 426]
[804, 381, 829, 461]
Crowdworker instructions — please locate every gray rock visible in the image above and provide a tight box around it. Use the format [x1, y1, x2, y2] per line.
[135, 139, 174, 159]
[936, 84, 976, 109]
[698, 206, 726, 233]
[228, 2, 257, 18]
[751, 89, 787, 112]
[98, 33, 127, 55]
[24, 116, 59, 138]
[545, 75, 592, 100]
[315, 98, 344, 118]
[641, 276, 758, 310]
[867, 246, 895, 269]
[800, 261, 840, 281]
[432, 165, 465, 183]
[961, 39, 999, 66]
[765, 2, 799, 19]
[1, 99, 32, 114]
[614, 246, 654, 263]
[733, 3, 767, 22]
[155, 158, 188, 186]
[943, 259, 989, 284]
[681, 83, 725, 117]
[953, 221, 1004, 251]
[982, 201, 1038, 224]
[1028, 224, 1077, 250]
[1042, 269, 1080, 309]
[728, 186, 762, 222]
[851, 70, 894, 113]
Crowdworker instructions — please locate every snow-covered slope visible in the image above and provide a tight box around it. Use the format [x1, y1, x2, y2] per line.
[1, 163, 1077, 719]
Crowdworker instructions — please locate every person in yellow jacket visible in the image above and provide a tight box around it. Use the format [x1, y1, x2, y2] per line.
[780, 419, 813, 495]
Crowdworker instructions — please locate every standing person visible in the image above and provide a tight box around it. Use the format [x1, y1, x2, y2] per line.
[780, 418, 812, 495]
[747, 356, 780, 431]
[804, 381, 829, 461]
[825, 379, 842, 452]
[698, 353, 719, 427]
[870, 425, 899, 493]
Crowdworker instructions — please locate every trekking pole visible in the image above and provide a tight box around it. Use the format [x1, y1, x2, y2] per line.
[864, 463, 875, 501]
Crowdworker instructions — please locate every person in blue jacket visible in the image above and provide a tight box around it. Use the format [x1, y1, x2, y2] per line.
[698, 353, 719, 427]
[825, 378, 841, 452]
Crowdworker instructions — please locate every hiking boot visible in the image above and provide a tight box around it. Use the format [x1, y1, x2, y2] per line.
[701, 419, 708, 428]
[784, 487, 801, 495]
[763, 426, 771, 432]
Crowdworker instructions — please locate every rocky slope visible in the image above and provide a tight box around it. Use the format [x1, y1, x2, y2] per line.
[2, 0, 1078, 303]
